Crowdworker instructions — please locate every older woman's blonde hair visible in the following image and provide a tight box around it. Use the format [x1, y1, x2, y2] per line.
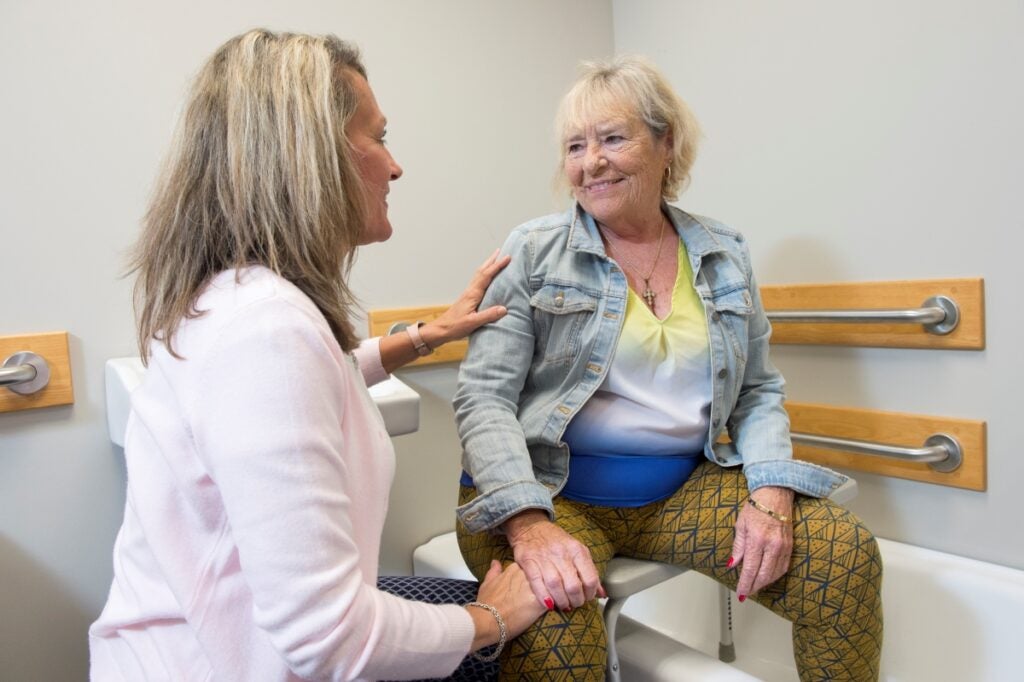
[556, 55, 701, 199]
[131, 29, 367, 360]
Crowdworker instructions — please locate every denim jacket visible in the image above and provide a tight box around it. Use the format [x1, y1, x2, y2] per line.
[454, 204, 847, 533]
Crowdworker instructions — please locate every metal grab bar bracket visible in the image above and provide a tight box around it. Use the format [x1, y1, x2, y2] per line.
[2, 351, 51, 395]
[926, 434, 963, 473]
[921, 296, 960, 335]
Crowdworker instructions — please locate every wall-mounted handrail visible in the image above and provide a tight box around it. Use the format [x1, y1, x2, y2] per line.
[0, 363, 36, 386]
[791, 431, 962, 473]
[1, 351, 51, 395]
[768, 295, 960, 335]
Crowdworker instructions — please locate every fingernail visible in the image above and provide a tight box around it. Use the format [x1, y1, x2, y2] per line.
[544, 597, 555, 610]
[738, 594, 746, 603]
[598, 584, 607, 598]
[726, 557, 735, 568]
[563, 607, 572, 613]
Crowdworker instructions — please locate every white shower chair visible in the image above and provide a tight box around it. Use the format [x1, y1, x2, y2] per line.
[602, 476, 858, 681]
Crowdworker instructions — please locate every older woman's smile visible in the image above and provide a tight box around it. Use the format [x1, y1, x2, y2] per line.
[583, 178, 624, 191]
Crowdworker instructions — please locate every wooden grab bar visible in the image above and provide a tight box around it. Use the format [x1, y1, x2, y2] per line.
[0, 331, 74, 413]
[760, 277, 984, 349]
[785, 403, 985, 491]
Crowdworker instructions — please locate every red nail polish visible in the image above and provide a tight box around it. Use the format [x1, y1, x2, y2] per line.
[726, 557, 735, 568]
[738, 594, 746, 603]
[544, 597, 555, 610]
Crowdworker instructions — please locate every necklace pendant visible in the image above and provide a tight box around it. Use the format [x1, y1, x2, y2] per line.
[642, 281, 656, 309]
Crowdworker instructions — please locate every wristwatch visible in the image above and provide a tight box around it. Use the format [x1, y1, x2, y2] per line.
[405, 322, 433, 356]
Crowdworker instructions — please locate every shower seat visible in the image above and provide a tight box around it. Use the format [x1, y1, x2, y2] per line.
[414, 477, 858, 682]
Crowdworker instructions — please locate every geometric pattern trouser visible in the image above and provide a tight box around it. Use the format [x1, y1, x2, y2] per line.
[457, 461, 883, 681]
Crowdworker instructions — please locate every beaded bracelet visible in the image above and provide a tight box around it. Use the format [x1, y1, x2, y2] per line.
[747, 496, 791, 523]
[465, 601, 507, 662]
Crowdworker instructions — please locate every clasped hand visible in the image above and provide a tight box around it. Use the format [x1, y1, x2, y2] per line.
[503, 510, 603, 611]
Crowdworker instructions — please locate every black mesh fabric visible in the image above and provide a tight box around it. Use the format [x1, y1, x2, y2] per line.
[377, 575, 498, 682]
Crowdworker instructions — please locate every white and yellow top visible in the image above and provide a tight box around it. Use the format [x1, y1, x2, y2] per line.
[561, 241, 713, 506]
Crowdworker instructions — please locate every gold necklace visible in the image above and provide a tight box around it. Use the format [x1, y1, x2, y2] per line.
[601, 219, 667, 310]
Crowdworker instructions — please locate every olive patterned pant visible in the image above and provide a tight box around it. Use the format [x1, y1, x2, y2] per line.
[457, 461, 883, 681]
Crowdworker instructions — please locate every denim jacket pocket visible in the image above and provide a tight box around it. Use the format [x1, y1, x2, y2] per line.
[530, 281, 598, 365]
[710, 285, 754, 362]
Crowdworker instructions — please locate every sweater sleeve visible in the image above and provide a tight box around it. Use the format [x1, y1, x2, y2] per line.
[189, 298, 473, 681]
[353, 336, 389, 387]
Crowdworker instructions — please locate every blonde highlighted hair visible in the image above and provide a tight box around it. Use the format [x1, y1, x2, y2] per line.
[131, 29, 368, 360]
[556, 55, 701, 199]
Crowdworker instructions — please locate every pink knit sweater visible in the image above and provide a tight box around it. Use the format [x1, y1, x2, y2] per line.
[89, 267, 473, 681]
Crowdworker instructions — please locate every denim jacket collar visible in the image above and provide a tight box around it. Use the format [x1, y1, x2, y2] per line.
[566, 204, 606, 256]
[566, 202, 731, 268]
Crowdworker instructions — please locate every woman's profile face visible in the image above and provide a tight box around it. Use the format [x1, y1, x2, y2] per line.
[563, 108, 670, 229]
[347, 73, 403, 245]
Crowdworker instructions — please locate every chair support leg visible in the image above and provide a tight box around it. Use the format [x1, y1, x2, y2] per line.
[717, 583, 736, 662]
[603, 597, 627, 682]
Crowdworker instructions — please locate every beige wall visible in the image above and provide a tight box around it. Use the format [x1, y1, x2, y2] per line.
[0, 2, 612, 679]
[613, 0, 1023, 568]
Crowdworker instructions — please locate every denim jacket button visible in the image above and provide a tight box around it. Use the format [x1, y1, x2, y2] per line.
[557, 405, 571, 414]
[711, 311, 721, 321]
[717, 368, 728, 379]
[554, 293, 565, 307]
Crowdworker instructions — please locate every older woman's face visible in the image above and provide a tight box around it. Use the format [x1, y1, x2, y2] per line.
[563, 112, 670, 229]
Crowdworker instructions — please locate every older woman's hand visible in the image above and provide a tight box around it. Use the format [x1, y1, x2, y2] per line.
[418, 249, 511, 348]
[730, 486, 795, 600]
[503, 510, 603, 611]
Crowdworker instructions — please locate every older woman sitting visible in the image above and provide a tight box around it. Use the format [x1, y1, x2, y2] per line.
[453, 56, 883, 681]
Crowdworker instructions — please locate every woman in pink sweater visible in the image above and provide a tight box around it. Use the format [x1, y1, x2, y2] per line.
[89, 29, 546, 681]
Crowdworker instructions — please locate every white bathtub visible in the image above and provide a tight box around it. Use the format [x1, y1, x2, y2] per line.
[413, 534, 1024, 681]
[617, 537, 1024, 681]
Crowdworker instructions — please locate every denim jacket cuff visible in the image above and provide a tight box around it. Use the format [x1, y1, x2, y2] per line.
[743, 459, 849, 499]
[456, 479, 554, 534]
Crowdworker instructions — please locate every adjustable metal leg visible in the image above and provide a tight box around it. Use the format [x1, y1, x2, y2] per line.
[603, 596, 627, 682]
[717, 583, 736, 662]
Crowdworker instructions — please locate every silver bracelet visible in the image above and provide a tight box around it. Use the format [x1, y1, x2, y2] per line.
[465, 601, 507, 662]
